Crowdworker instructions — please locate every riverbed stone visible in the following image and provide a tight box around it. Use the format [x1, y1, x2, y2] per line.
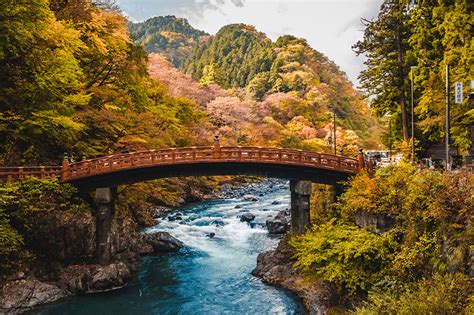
[142, 231, 184, 252]
[90, 262, 131, 291]
[266, 210, 290, 234]
[57, 265, 92, 294]
[240, 212, 256, 222]
[266, 217, 288, 234]
[243, 194, 258, 202]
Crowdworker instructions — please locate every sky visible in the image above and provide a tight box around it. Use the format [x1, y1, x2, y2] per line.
[117, 0, 384, 86]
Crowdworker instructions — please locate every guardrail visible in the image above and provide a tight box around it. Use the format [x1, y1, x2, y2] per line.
[0, 146, 362, 183]
[0, 166, 62, 182]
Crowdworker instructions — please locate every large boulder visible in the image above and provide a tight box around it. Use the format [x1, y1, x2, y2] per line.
[90, 262, 131, 291]
[240, 212, 256, 222]
[266, 217, 288, 234]
[57, 265, 92, 294]
[266, 210, 290, 234]
[142, 232, 184, 252]
[0, 279, 69, 314]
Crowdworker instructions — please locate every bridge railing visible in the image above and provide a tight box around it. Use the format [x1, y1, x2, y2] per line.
[0, 166, 62, 182]
[61, 146, 360, 181]
[0, 147, 361, 183]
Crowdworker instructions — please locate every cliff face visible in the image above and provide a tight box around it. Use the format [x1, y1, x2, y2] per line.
[0, 209, 145, 314]
[252, 235, 339, 315]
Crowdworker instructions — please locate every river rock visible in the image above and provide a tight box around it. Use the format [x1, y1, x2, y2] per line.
[240, 212, 256, 222]
[266, 217, 288, 234]
[142, 232, 184, 252]
[0, 279, 69, 314]
[243, 194, 258, 202]
[90, 262, 131, 291]
[57, 265, 92, 294]
[252, 235, 335, 314]
[266, 210, 290, 234]
[212, 220, 225, 227]
[271, 200, 280, 205]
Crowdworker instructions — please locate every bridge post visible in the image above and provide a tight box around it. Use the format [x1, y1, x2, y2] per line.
[290, 180, 312, 234]
[61, 154, 70, 181]
[358, 149, 365, 171]
[94, 187, 116, 265]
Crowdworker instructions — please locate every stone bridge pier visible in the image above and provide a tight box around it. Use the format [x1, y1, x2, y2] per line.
[290, 180, 312, 234]
[94, 187, 117, 265]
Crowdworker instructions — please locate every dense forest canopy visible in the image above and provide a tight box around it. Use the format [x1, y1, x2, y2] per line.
[128, 16, 209, 67]
[0, 1, 204, 166]
[354, 0, 473, 154]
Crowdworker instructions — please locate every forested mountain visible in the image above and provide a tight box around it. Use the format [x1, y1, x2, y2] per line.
[182, 24, 275, 90]
[131, 19, 382, 152]
[129, 16, 209, 67]
[179, 23, 382, 150]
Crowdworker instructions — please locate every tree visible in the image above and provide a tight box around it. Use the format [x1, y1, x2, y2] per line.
[353, 0, 413, 141]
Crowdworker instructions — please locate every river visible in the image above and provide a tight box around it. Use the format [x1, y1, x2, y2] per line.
[31, 180, 305, 315]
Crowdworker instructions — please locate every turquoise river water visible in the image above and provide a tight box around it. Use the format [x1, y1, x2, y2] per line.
[31, 181, 306, 315]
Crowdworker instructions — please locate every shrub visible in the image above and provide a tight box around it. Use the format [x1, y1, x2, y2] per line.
[0, 177, 89, 274]
[356, 273, 473, 314]
[293, 163, 473, 310]
[290, 220, 398, 291]
[0, 212, 29, 273]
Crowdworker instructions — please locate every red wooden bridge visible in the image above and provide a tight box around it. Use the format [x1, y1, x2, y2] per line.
[0, 145, 367, 264]
[0, 146, 365, 190]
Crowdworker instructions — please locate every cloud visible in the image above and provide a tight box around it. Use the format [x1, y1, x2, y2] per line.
[230, 0, 245, 7]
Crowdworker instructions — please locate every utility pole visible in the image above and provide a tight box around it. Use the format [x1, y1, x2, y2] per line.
[333, 112, 337, 155]
[446, 63, 451, 171]
[410, 66, 417, 163]
[389, 114, 392, 161]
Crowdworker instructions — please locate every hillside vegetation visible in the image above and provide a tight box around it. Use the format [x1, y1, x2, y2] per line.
[0, 2, 206, 166]
[292, 164, 474, 313]
[129, 16, 209, 67]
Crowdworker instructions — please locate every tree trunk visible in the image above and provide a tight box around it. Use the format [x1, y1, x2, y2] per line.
[396, 1, 409, 141]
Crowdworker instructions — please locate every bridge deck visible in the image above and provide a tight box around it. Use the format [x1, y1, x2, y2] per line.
[0, 146, 362, 184]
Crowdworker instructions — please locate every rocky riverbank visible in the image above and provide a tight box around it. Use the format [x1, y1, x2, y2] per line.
[0, 230, 183, 314]
[252, 235, 341, 315]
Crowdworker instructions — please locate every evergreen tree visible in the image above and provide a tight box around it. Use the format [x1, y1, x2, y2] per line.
[353, 0, 413, 141]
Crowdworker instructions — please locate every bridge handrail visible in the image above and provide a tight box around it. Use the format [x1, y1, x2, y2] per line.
[0, 166, 62, 181]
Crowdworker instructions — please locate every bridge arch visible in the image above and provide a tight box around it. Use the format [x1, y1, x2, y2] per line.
[61, 146, 362, 190]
